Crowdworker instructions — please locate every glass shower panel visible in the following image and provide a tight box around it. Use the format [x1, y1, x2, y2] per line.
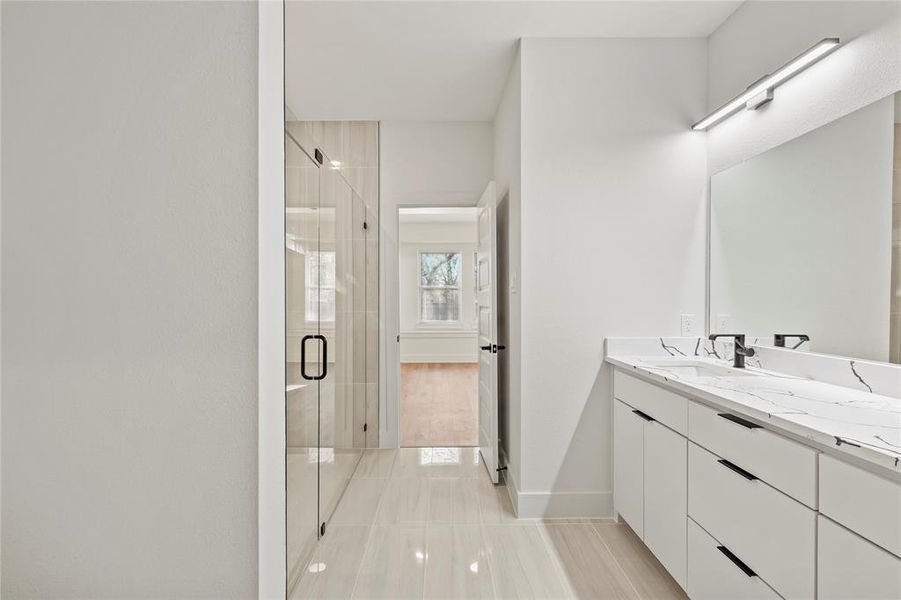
[284, 120, 379, 597]
[285, 132, 321, 592]
[316, 151, 367, 527]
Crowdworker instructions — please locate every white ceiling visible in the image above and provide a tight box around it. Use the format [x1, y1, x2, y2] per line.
[285, 1, 742, 122]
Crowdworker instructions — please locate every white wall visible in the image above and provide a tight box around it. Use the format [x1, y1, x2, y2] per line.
[379, 121, 493, 446]
[492, 49, 523, 496]
[707, 1, 901, 174]
[516, 38, 707, 517]
[2, 2, 258, 596]
[399, 219, 478, 362]
[710, 97, 894, 361]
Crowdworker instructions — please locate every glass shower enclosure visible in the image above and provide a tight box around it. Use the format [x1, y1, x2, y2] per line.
[284, 122, 379, 594]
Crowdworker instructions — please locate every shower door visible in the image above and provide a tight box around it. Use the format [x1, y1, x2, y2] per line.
[315, 149, 367, 532]
[285, 132, 324, 591]
[285, 124, 377, 595]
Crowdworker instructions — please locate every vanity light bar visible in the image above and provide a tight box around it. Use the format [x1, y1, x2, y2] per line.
[692, 38, 840, 131]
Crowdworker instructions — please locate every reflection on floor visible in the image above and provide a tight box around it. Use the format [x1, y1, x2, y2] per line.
[401, 363, 479, 447]
[293, 447, 687, 600]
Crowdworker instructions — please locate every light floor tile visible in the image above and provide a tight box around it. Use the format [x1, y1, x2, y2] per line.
[593, 522, 688, 600]
[291, 525, 370, 600]
[354, 449, 397, 479]
[424, 525, 495, 599]
[391, 448, 436, 479]
[429, 447, 484, 479]
[483, 524, 568, 599]
[329, 478, 387, 526]
[391, 447, 484, 479]
[477, 479, 518, 524]
[352, 525, 428, 599]
[541, 523, 639, 599]
[429, 478, 481, 524]
[292, 447, 692, 600]
[376, 478, 430, 524]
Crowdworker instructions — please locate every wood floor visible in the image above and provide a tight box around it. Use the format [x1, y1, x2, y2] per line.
[292, 447, 688, 600]
[401, 363, 479, 448]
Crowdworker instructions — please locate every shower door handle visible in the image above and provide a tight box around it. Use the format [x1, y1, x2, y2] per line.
[301, 334, 328, 381]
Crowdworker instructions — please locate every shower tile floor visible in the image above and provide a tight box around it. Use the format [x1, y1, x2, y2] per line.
[290, 447, 687, 600]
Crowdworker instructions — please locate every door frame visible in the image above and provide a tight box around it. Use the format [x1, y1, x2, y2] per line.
[390, 203, 478, 449]
[258, 1, 286, 598]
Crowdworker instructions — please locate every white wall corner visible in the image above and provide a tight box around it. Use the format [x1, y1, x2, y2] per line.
[258, 1, 286, 597]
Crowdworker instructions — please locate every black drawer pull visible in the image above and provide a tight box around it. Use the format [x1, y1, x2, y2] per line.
[718, 413, 761, 429]
[717, 546, 757, 577]
[717, 458, 757, 481]
[632, 409, 654, 422]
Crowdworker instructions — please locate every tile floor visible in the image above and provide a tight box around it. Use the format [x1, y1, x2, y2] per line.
[291, 447, 687, 599]
[288, 448, 363, 588]
[401, 363, 479, 447]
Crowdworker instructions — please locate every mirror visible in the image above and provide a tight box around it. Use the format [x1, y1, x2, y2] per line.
[709, 91, 899, 363]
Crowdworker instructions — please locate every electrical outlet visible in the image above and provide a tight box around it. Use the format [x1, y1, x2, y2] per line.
[680, 314, 697, 336]
[716, 313, 731, 332]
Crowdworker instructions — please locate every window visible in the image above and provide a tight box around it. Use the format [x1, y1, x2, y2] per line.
[305, 250, 336, 322]
[419, 252, 462, 322]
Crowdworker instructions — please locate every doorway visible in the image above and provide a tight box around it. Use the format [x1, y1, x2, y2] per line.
[398, 207, 480, 447]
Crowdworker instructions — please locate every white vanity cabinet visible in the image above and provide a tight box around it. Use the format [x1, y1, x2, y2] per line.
[643, 419, 688, 586]
[817, 455, 901, 600]
[688, 442, 816, 599]
[818, 454, 901, 557]
[686, 518, 780, 600]
[613, 373, 688, 588]
[817, 515, 901, 600]
[612, 365, 901, 600]
[613, 398, 645, 537]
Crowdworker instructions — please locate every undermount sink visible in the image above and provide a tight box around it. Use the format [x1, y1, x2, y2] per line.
[641, 359, 758, 378]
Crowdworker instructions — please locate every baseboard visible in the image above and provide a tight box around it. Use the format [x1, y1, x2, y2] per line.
[508, 487, 613, 520]
[399, 330, 478, 339]
[400, 355, 478, 363]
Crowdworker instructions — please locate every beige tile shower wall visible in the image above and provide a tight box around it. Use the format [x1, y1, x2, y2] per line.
[891, 124, 901, 363]
[286, 121, 381, 446]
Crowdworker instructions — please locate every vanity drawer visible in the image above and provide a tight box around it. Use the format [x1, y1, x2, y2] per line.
[687, 517, 780, 600]
[819, 454, 901, 557]
[688, 401, 817, 507]
[688, 442, 815, 599]
[818, 515, 901, 600]
[613, 371, 687, 435]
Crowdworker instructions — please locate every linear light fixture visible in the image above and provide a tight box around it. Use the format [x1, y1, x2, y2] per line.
[692, 37, 840, 131]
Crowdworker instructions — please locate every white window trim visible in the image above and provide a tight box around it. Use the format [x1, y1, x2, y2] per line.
[417, 250, 464, 326]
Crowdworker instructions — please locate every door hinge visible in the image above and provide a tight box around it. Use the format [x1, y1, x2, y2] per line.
[363, 221, 369, 230]
[496, 466, 508, 472]
[363, 423, 368, 433]
[397, 335, 400, 343]
[320, 522, 326, 536]
[314, 148, 324, 165]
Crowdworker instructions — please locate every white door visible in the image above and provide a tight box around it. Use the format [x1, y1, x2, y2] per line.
[476, 181, 500, 483]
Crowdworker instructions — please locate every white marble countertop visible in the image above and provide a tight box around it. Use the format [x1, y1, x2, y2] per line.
[606, 354, 901, 478]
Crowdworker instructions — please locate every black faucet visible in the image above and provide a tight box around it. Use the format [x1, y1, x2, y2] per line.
[774, 334, 809, 350]
[708, 334, 756, 369]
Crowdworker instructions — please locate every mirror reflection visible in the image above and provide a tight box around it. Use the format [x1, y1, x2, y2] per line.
[709, 91, 900, 364]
